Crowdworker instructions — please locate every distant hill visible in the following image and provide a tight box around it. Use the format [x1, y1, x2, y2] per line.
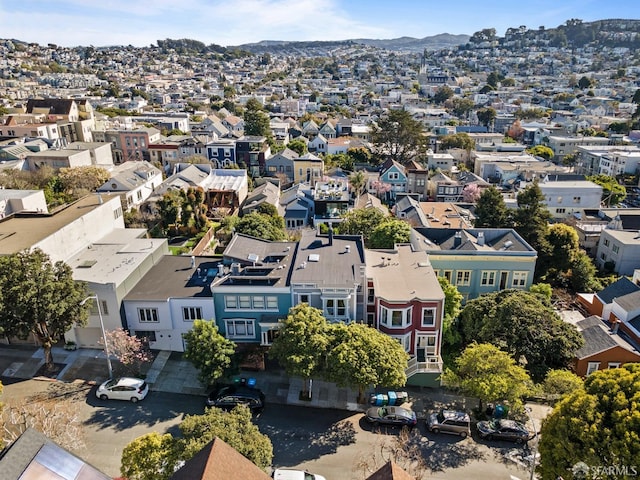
[234, 33, 469, 54]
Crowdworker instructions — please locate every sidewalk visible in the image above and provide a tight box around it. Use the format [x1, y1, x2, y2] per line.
[0, 345, 552, 425]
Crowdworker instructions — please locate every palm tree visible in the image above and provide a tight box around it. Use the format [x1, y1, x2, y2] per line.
[349, 170, 367, 197]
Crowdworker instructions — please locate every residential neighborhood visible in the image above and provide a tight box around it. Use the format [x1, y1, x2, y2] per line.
[1, 13, 640, 480]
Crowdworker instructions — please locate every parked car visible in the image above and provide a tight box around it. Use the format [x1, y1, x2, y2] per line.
[206, 384, 265, 413]
[426, 409, 471, 438]
[476, 418, 534, 443]
[364, 405, 417, 429]
[272, 468, 327, 480]
[95, 377, 149, 403]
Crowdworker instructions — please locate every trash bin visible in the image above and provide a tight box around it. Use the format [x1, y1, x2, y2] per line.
[493, 404, 508, 418]
[395, 391, 408, 405]
[387, 391, 397, 406]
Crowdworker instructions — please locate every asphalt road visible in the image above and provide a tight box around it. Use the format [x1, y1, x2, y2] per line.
[0, 378, 536, 479]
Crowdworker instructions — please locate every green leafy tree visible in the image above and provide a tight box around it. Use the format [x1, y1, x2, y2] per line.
[542, 369, 584, 401]
[513, 182, 551, 257]
[369, 219, 411, 249]
[58, 166, 111, 194]
[449, 97, 476, 118]
[526, 145, 555, 161]
[441, 342, 532, 412]
[529, 283, 552, 302]
[538, 364, 640, 479]
[157, 190, 182, 236]
[568, 250, 602, 292]
[183, 319, 236, 386]
[348, 170, 368, 197]
[538, 223, 580, 281]
[476, 107, 497, 128]
[473, 186, 509, 228]
[347, 146, 372, 165]
[577, 75, 594, 89]
[287, 138, 308, 156]
[338, 207, 386, 246]
[243, 98, 271, 138]
[458, 290, 584, 381]
[587, 174, 626, 206]
[438, 276, 463, 356]
[370, 109, 426, 164]
[268, 304, 329, 398]
[432, 85, 454, 104]
[0, 249, 90, 371]
[325, 323, 408, 402]
[120, 432, 180, 480]
[235, 212, 286, 241]
[180, 406, 273, 469]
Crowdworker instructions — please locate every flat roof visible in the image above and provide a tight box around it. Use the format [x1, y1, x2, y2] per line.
[0, 194, 117, 255]
[366, 245, 443, 302]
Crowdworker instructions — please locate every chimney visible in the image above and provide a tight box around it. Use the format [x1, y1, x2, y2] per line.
[477, 232, 485, 246]
[454, 231, 462, 248]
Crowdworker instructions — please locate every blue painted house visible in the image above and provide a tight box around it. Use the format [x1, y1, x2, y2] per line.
[410, 228, 537, 303]
[377, 159, 407, 203]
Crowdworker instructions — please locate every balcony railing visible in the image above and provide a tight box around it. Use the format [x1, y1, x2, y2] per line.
[406, 355, 443, 377]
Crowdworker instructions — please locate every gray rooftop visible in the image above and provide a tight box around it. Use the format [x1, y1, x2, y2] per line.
[596, 277, 639, 304]
[411, 228, 535, 254]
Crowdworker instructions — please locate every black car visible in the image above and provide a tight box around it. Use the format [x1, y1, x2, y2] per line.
[476, 418, 534, 443]
[206, 385, 265, 413]
[365, 405, 417, 429]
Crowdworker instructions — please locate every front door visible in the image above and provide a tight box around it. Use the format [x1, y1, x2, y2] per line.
[499, 271, 509, 290]
[416, 334, 437, 362]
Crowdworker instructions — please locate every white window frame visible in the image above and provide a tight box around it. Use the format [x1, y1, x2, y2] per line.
[224, 296, 237, 310]
[252, 296, 265, 309]
[608, 362, 621, 369]
[481, 271, 496, 286]
[324, 298, 348, 319]
[455, 270, 471, 286]
[417, 334, 438, 356]
[586, 361, 600, 376]
[512, 271, 528, 287]
[390, 333, 412, 352]
[266, 296, 278, 309]
[138, 308, 158, 323]
[225, 319, 255, 339]
[182, 306, 202, 322]
[379, 306, 412, 328]
[238, 295, 251, 309]
[421, 307, 436, 327]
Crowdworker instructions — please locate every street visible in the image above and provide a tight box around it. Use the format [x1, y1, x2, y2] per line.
[0, 378, 536, 479]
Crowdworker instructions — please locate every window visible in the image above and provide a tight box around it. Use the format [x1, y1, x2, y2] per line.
[608, 362, 621, 369]
[252, 296, 265, 309]
[512, 271, 528, 287]
[298, 294, 310, 304]
[325, 298, 347, 317]
[586, 362, 600, 376]
[380, 306, 411, 328]
[481, 271, 496, 286]
[612, 245, 619, 254]
[135, 330, 156, 342]
[225, 319, 255, 339]
[603, 239, 610, 247]
[422, 308, 436, 327]
[138, 308, 158, 323]
[266, 296, 278, 309]
[183, 307, 202, 321]
[556, 208, 566, 214]
[442, 270, 452, 282]
[89, 300, 109, 316]
[455, 271, 471, 286]
[238, 295, 251, 309]
[225, 296, 237, 309]
[388, 172, 399, 180]
[367, 288, 375, 304]
[391, 333, 412, 352]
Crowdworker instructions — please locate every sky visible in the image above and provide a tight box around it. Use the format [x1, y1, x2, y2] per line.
[1, 0, 639, 48]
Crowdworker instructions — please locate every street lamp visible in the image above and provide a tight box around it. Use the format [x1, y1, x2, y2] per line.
[81, 295, 113, 379]
[526, 406, 538, 480]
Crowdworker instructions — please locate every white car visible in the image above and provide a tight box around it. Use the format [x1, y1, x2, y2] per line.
[272, 469, 327, 480]
[95, 377, 149, 403]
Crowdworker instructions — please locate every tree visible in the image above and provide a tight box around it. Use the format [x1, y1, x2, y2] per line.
[441, 342, 532, 412]
[568, 250, 602, 292]
[325, 323, 408, 403]
[461, 183, 481, 203]
[513, 182, 551, 256]
[448, 97, 475, 118]
[577, 75, 594, 89]
[439, 132, 475, 152]
[473, 186, 509, 228]
[369, 219, 411, 249]
[457, 290, 584, 380]
[348, 170, 368, 197]
[243, 98, 271, 138]
[58, 166, 110, 195]
[157, 190, 182, 236]
[268, 304, 329, 398]
[101, 328, 153, 377]
[370, 109, 426, 164]
[537, 364, 640, 479]
[542, 369, 584, 401]
[0, 249, 90, 371]
[476, 107, 497, 129]
[538, 223, 580, 281]
[120, 432, 180, 480]
[432, 85, 454, 104]
[235, 212, 286, 241]
[180, 405, 273, 469]
[587, 174, 626, 206]
[287, 138, 308, 156]
[338, 207, 386, 246]
[183, 319, 236, 386]
[526, 145, 555, 161]
[438, 276, 463, 355]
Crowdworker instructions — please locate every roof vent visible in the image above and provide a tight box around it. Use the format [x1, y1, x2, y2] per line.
[308, 254, 320, 262]
[345, 245, 351, 253]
